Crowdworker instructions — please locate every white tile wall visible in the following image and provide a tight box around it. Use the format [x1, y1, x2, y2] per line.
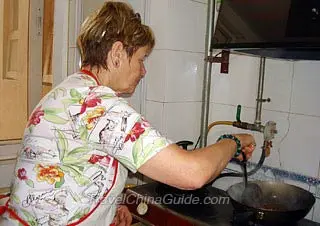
[147, 51, 205, 101]
[164, 51, 205, 102]
[146, 50, 167, 102]
[163, 102, 202, 143]
[146, 50, 205, 102]
[145, 101, 165, 134]
[149, 0, 170, 49]
[126, 81, 144, 113]
[166, 0, 206, 52]
[150, 0, 206, 52]
[210, 54, 260, 108]
[279, 113, 320, 178]
[146, 0, 207, 144]
[291, 61, 320, 116]
[263, 59, 294, 112]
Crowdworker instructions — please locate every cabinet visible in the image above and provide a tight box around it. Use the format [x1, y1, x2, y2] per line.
[0, 0, 29, 141]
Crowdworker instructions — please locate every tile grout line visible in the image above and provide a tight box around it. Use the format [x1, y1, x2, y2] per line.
[212, 102, 320, 118]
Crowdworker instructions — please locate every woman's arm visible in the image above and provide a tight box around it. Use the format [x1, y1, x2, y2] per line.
[138, 134, 255, 190]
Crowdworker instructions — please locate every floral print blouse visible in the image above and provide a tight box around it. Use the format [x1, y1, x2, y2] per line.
[1, 71, 171, 226]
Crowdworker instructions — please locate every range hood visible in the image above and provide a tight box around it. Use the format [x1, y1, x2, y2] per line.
[211, 0, 320, 60]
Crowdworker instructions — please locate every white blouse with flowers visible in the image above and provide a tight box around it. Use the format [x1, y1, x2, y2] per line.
[0, 71, 171, 226]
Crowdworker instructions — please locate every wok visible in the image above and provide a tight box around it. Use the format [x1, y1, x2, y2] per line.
[227, 181, 316, 224]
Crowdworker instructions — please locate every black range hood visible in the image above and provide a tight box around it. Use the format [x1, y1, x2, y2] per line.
[212, 0, 320, 60]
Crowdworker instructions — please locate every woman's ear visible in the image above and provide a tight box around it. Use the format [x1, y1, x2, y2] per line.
[110, 41, 124, 68]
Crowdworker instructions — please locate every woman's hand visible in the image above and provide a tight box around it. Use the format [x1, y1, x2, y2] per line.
[111, 205, 132, 226]
[233, 134, 256, 161]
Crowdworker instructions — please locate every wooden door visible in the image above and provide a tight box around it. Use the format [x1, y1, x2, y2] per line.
[0, 0, 29, 141]
[42, 0, 54, 97]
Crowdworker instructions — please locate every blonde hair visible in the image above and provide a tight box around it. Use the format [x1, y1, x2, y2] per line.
[77, 1, 155, 70]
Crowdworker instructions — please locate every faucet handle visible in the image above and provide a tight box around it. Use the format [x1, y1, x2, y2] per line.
[236, 105, 242, 122]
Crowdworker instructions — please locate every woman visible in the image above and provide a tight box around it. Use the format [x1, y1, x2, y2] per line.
[0, 1, 255, 226]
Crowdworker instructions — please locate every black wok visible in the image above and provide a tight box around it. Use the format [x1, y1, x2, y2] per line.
[227, 181, 315, 224]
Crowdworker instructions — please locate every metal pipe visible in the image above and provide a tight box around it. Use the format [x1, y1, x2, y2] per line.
[199, 0, 215, 148]
[255, 57, 266, 125]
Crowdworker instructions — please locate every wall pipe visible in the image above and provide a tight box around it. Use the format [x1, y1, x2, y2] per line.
[199, 0, 215, 148]
[255, 57, 266, 125]
[204, 58, 270, 184]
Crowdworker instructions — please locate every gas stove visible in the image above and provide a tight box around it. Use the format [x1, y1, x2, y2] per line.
[123, 182, 319, 226]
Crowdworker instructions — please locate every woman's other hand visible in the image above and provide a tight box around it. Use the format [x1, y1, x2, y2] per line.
[234, 134, 256, 161]
[111, 205, 132, 226]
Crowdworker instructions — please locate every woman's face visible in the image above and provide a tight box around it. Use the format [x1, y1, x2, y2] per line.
[115, 46, 149, 95]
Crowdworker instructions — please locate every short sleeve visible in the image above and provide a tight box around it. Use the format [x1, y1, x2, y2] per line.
[121, 114, 172, 172]
[93, 100, 172, 173]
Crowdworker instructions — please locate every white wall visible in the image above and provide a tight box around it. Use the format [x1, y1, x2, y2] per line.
[145, 0, 207, 142]
[144, 0, 320, 222]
